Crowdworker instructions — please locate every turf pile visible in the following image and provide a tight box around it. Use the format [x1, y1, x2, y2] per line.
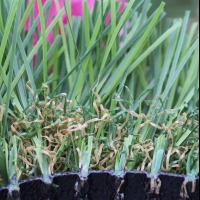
[0, 84, 199, 197]
[0, 0, 199, 199]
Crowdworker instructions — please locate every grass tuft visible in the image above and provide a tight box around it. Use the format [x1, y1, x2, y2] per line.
[0, 0, 199, 196]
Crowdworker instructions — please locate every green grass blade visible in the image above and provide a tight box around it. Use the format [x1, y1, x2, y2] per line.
[99, 2, 165, 101]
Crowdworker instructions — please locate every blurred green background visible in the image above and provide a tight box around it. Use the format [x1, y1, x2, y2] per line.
[134, 0, 199, 21]
[152, 0, 199, 21]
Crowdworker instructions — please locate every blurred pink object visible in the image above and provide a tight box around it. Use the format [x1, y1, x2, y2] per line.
[25, 0, 127, 43]
[24, 0, 95, 43]
[105, 0, 126, 24]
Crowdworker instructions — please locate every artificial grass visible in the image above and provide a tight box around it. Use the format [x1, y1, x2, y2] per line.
[0, 0, 199, 198]
[0, 85, 199, 186]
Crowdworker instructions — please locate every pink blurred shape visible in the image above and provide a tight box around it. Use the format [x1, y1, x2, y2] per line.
[25, 0, 127, 43]
[105, 0, 126, 25]
[24, 0, 95, 43]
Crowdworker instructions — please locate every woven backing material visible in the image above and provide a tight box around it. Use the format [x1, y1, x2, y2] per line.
[0, 171, 199, 200]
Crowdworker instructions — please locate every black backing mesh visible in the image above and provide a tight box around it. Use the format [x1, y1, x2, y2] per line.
[0, 172, 199, 200]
